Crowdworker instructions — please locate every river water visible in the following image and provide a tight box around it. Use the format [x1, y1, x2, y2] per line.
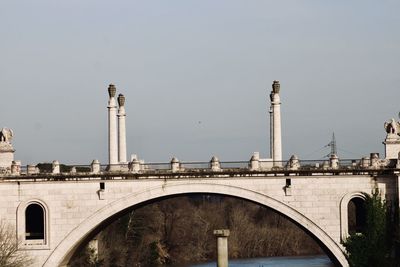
[182, 255, 333, 267]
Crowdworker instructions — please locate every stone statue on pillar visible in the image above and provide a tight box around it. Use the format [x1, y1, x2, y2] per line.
[0, 127, 15, 172]
[383, 117, 400, 159]
[0, 128, 13, 143]
[384, 118, 400, 137]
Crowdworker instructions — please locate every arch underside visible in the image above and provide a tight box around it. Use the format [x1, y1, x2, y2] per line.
[44, 183, 348, 267]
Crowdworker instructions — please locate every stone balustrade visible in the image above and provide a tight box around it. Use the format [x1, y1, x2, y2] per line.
[2, 152, 399, 179]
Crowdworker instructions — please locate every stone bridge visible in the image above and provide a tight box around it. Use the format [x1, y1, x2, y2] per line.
[0, 158, 399, 267]
[1, 82, 400, 266]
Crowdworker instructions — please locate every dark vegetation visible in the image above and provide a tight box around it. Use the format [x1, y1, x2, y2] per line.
[342, 190, 400, 267]
[70, 195, 323, 267]
[0, 221, 33, 267]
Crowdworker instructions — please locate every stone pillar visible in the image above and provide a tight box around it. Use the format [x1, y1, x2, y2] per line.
[117, 94, 127, 163]
[171, 157, 180, 173]
[0, 128, 15, 170]
[210, 156, 221, 172]
[91, 160, 101, 173]
[271, 81, 282, 166]
[383, 118, 400, 159]
[108, 84, 118, 166]
[329, 154, 339, 169]
[129, 158, 141, 173]
[213, 229, 230, 267]
[370, 153, 379, 168]
[249, 152, 260, 171]
[269, 106, 274, 158]
[11, 160, 21, 175]
[52, 160, 60, 174]
[287, 155, 300, 170]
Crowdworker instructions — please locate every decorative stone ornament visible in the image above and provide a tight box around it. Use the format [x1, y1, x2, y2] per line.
[118, 94, 125, 107]
[272, 80, 280, 94]
[210, 156, 221, 172]
[0, 127, 15, 170]
[384, 118, 400, 137]
[91, 160, 101, 174]
[383, 117, 400, 159]
[171, 157, 180, 172]
[108, 84, 116, 98]
[249, 152, 260, 171]
[287, 155, 300, 170]
[129, 158, 141, 173]
[0, 128, 13, 143]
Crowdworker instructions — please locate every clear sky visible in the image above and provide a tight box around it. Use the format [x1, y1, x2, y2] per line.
[1, 0, 399, 164]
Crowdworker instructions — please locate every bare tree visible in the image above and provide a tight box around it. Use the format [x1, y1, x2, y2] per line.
[0, 221, 33, 267]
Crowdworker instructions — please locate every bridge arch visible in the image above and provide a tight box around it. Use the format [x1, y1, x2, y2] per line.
[44, 183, 348, 267]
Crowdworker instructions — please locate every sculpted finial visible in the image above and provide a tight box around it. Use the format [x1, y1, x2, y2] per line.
[108, 84, 116, 98]
[0, 128, 13, 143]
[118, 94, 125, 107]
[272, 80, 280, 94]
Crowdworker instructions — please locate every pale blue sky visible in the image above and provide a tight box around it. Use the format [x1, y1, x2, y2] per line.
[1, 1, 399, 164]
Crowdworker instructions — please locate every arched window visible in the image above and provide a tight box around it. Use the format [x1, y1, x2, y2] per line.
[25, 203, 45, 240]
[348, 197, 366, 234]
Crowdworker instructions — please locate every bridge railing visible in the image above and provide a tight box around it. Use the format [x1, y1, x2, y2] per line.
[179, 162, 210, 170]
[220, 161, 249, 169]
[3, 155, 398, 178]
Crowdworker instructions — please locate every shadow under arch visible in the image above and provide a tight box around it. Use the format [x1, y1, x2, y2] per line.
[43, 183, 348, 267]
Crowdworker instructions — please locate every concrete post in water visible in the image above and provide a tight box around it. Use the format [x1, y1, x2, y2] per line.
[108, 84, 118, 167]
[213, 229, 230, 267]
[117, 94, 127, 164]
[270, 81, 282, 166]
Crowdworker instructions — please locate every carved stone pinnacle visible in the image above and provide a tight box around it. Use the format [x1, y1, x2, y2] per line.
[108, 84, 116, 98]
[118, 94, 125, 107]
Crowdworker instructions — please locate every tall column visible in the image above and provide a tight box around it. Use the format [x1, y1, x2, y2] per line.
[269, 105, 274, 159]
[271, 80, 282, 165]
[213, 229, 230, 267]
[117, 94, 127, 163]
[108, 84, 118, 165]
